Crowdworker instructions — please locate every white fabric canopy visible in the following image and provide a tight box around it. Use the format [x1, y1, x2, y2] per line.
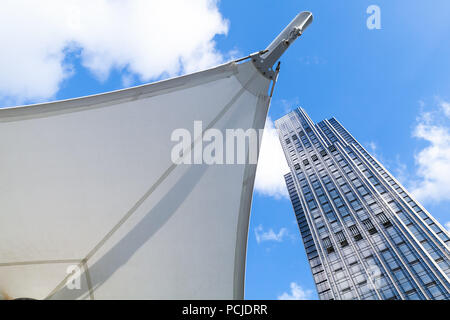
[0, 60, 271, 299]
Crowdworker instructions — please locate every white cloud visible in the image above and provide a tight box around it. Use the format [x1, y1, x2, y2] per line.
[441, 101, 450, 118]
[409, 100, 450, 203]
[445, 221, 450, 233]
[392, 154, 409, 185]
[365, 140, 388, 166]
[298, 56, 327, 65]
[365, 141, 409, 184]
[254, 224, 288, 244]
[367, 141, 376, 152]
[254, 117, 289, 199]
[278, 282, 313, 300]
[0, 0, 229, 104]
[278, 97, 300, 115]
[365, 141, 383, 163]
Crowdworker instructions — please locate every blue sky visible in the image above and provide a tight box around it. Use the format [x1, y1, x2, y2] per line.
[220, 0, 450, 299]
[1, 1, 450, 300]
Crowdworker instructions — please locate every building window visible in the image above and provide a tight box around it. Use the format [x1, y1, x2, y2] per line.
[427, 283, 444, 299]
[350, 200, 363, 211]
[303, 159, 310, 166]
[285, 138, 291, 144]
[336, 177, 345, 185]
[294, 163, 301, 170]
[357, 185, 369, 196]
[323, 237, 335, 254]
[349, 225, 363, 241]
[362, 219, 377, 234]
[333, 197, 344, 208]
[326, 211, 337, 223]
[338, 206, 350, 217]
[388, 200, 402, 213]
[341, 184, 351, 194]
[335, 231, 348, 247]
[353, 179, 362, 188]
[307, 199, 317, 210]
[345, 191, 356, 202]
[329, 189, 339, 198]
[318, 195, 328, 205]
[405, 290, 421, 300]
[377, 212, 392, 228]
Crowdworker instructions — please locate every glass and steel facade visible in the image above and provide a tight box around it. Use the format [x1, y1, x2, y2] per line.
[275, 108, 450, 300]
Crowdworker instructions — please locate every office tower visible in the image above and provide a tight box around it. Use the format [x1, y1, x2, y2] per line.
[275, 108, 450, 300]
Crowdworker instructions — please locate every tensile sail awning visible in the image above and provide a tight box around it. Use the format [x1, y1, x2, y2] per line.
[0, 11, 312, 300]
